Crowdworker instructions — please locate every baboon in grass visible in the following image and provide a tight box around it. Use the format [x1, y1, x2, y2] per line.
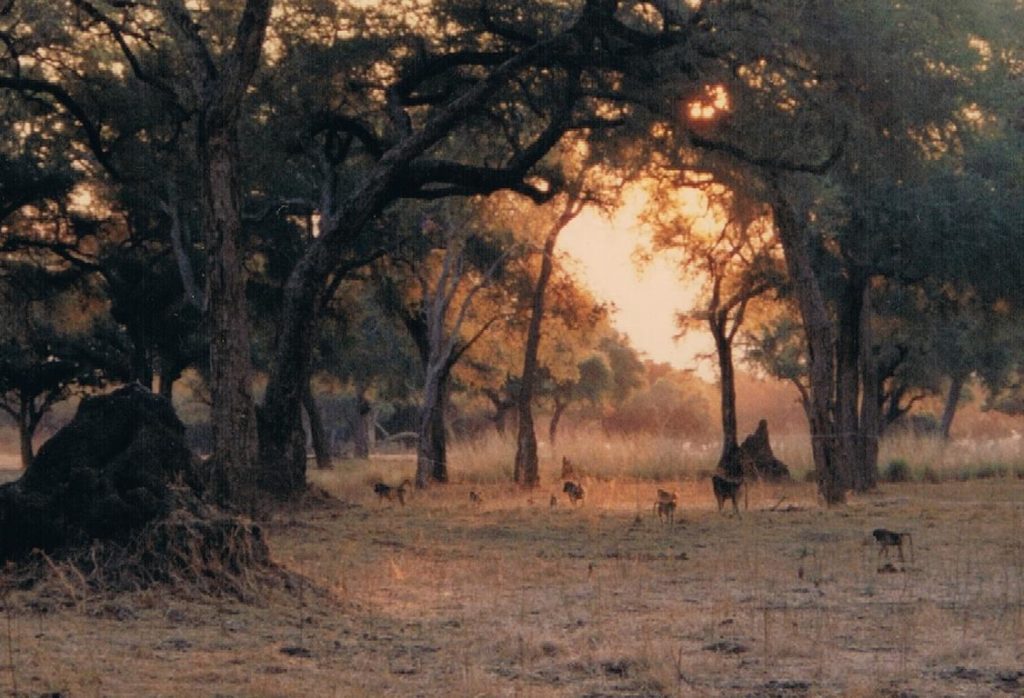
[469, 490, 482, 506]
[373, 479, 411, 506]
[712, 475, 744, 516]
[872, 528, 913, 563]
[563, 481, 585, 505]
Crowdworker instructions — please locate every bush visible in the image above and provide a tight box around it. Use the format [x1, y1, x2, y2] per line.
[974, 463, 1008, 479]
[920, 466, 942, 484]
[884, 459, 911, 483]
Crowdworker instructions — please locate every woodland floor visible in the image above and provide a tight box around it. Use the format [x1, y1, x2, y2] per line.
[1, 465, 1023, 697]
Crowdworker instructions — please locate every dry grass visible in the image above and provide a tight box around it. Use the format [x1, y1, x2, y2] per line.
[3, 451, 1024, 697]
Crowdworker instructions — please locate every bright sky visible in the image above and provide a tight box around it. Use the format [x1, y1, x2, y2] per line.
[560, 196, 714, 374]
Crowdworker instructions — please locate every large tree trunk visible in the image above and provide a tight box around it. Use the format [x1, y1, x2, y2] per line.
[836, 274, 865, 491]
[416, 363, 449, 487]
[160, 0, 272, 512]
[257, 259, 319, 497]
[772, 185, 846, 504]
[303, 384, 332, 469]
[940, 373, 965, 441]
[203, 130, 261, 511]
[858, 283, 880, 490]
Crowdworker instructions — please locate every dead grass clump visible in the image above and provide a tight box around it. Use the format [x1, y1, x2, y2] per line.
[6, 487, 280, 602]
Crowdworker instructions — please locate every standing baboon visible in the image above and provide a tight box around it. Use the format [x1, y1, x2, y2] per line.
[563, 480, 585, 505]
[549, 494, 558, 508]
[712, 475, 743, 516]
[654, 499, 677, 523]
[373, 478, 412, 506]
[872, 528, 913, 563]
[653, 489, 678, 523]
[469, 490, 483, 506]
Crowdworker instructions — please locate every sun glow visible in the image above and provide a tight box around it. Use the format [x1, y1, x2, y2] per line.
[559, 186, 715, 375]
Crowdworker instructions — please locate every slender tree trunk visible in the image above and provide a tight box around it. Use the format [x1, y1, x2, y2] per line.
[303, 384, 332, 469]
[514, 250, 556, 487]
[549, 397, 569, 447]
[858, 284, 880, 490]
[772, 185, 846, 504]
[515, 205, 575, 487]
[351, 381, 371, 460]
[940, 373, 965, 441]
[713, 323, 739, 466]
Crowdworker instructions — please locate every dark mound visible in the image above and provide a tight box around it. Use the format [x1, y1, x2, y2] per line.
[0, 385, 272, 595]
[721, 419, 792, 482]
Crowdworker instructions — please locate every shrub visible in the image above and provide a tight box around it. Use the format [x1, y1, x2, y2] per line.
[920, 466, 942, 484]
[884, 459, 911, 483]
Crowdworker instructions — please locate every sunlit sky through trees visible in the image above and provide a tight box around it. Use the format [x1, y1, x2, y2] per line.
[560, 191, 713, 377]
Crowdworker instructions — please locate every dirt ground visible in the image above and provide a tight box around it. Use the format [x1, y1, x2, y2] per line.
[2, 468, 1023, 697]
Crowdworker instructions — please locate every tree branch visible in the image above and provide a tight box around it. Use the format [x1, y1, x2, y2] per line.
[0, 76, 119, 177]
[687, 126, 846, 175]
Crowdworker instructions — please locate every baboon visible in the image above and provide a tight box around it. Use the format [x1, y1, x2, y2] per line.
[654, 499, 677, 523]
[549, 494, 558, 508]
[712, 474, 743, 516]
[563, 480, 585, 505]
[469, 490, 482, 506]
[560, 456, 575, 479]
[872, 528, 913, 563]
[653, 489, 678, 523]
[373, 478, 411, 506]
[656, 489, 677, 504]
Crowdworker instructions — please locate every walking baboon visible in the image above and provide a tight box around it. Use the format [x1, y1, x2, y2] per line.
[373, 478, 411, 506]
[561, 456, 575, 479]
[469, 490, 482, 506]
[712, 475, 743, 516]
[563, 480, 585, 505]
[872, 528, 913, 563]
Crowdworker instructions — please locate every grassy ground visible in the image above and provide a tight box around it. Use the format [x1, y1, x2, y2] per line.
[3, 453, 1024, 697]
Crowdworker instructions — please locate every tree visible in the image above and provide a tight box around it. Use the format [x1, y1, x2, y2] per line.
[377, 207, 513, 487]
[512, 192, 586, 487]
[648, 188, 784, 471]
